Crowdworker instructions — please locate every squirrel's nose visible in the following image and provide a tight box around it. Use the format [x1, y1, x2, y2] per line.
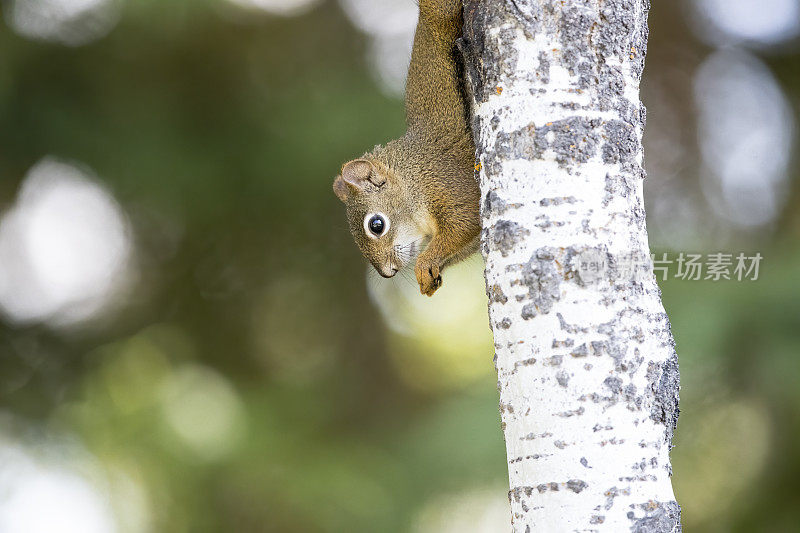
[378, 266, 399, 278]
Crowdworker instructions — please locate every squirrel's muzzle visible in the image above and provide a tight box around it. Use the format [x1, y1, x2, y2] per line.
[376, 265, 399, 278]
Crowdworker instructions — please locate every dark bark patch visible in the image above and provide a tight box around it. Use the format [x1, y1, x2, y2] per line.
[571, 343, 589, 358]
[538, 117, 603, 167]
[462, 1, 526, 102]
[648, 350, 680, 447]
[556, 406, 585, 417]
[484, 190, 507, 214]
[517, 247, 563, 318]
[603, 172, 634, 207]
[497, 317, 513, 329]
[487, 283, 509, 304]
[540, 196, 577, 206]
[544, 354, 563, 367]
[491, 117, 603, 168]
[628, 500, 682, 533]
[603, 119, 639, 165]
[566, 479, 588, 493]
[488, 220, 530, 257]
[537, 50, 551, 83]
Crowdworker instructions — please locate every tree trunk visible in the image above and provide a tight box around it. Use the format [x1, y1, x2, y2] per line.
[461, 1, 681, 531]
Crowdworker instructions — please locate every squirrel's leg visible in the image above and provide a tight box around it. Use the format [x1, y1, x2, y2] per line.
[415, 222, 479, 296]
[415, 241, 445, 297]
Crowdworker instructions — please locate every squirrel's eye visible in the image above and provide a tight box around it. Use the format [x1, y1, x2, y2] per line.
[368, 214, 385, 236]
[363, 212, 390, 239]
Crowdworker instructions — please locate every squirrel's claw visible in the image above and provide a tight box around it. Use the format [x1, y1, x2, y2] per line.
[415, 258, 442, 296]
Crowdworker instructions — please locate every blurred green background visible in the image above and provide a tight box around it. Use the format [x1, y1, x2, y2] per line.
[0, 0, 798, 531]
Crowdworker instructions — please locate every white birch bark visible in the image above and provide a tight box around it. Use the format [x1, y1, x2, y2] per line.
[461, 1, 681, 531]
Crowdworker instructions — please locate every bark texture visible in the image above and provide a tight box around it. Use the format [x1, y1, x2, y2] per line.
[462, 1, 681, 531]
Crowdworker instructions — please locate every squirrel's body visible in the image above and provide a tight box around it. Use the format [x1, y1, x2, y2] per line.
[333, 0, 479, 296]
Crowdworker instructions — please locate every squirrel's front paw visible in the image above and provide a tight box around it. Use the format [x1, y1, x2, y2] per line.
[415, 257, 442, 296]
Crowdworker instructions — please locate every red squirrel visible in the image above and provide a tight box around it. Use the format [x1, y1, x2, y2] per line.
[333, 0, 479, 296]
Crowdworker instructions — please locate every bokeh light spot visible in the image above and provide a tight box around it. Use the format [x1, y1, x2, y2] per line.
[691, 0, 800, 47]
[0, 438, 118, 533]
[224, 0, 321, 17]
[413, 486, 509, 533]
[368, 33, 414, 99]
[694, 50, 794, 227]
[338, 0, 417, 98]
[160, 364, 246, 461]
[5, 0, 121, 46]
[0, 157, 134, 327]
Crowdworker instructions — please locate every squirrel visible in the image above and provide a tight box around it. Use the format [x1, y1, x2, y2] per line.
[333, 0, 480, 297]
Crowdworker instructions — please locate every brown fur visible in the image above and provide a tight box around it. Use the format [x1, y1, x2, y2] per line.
[333, 0, 479, 296]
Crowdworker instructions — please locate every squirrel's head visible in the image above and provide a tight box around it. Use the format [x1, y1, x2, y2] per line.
[333, 158, 427, 278]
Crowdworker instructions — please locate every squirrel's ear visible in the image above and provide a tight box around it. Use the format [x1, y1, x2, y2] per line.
[342, 159, 385, 190]
[333, 175, 349, 202]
